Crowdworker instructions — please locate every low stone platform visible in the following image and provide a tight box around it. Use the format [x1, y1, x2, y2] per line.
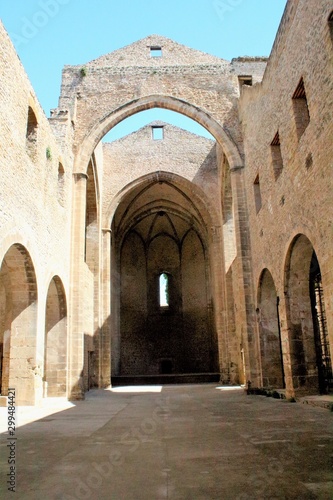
[246, 387, 333, 411]
[111, 373, 221, 386]
[299, 394, 333, 411]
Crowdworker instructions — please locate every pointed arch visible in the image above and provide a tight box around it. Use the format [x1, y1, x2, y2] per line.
[284, 234, 332, 394]
[112, 171, 221, 380]
[74, 95, 243, 174]
[105, 170, 220, 235]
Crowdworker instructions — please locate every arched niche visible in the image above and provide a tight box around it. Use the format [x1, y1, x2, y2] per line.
[44, 276, 67, 397]
[284, 234, 332, 394]
[0, 244, 38, 405]
[257, 269, 284, 388]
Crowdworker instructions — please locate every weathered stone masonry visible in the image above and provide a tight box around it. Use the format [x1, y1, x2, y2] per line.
[0, 0, 332, 405]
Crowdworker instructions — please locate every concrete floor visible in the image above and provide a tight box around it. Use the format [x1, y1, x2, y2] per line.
[0, 384, 332, 500]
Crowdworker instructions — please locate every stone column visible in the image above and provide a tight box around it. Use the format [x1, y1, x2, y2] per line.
[110, 231, 121, 377]
[276, 292, 294, 398]
[230, 166, 261, 387]
[99, 228, 112, 387]
[209, 225, 230, 382]
[68, 172, 88, 400]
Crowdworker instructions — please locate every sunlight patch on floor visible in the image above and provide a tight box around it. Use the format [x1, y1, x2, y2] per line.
[216, 386, 243, 391]
[108, 385, 163, 393]
[0, 401, 76, 432]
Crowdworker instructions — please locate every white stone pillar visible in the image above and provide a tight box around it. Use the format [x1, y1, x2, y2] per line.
[68, 172, 88, 400]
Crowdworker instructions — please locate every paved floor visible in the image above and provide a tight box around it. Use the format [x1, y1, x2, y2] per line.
[0, 384, 332, 500]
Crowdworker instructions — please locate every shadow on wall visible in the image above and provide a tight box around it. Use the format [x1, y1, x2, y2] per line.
[192, 144, 218, 192]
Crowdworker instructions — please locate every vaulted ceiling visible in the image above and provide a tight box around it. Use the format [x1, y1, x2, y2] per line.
[114, 179, 207, 249]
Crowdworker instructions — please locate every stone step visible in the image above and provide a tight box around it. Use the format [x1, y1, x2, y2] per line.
[111, 373, 221, 386]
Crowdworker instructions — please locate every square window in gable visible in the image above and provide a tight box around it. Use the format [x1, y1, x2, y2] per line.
[152, 126, 164, 140]
[150, 46, 162, 57]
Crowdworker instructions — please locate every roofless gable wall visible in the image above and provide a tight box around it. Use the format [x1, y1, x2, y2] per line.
[57, 36, 266, 172]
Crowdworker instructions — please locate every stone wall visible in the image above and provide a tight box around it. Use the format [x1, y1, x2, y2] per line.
[239, 0, 333, 395]
[0, 22, 72, 404]
[57, 35, 267, 171]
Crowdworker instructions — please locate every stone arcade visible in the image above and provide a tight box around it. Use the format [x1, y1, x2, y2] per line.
[0, 0, 332, 405]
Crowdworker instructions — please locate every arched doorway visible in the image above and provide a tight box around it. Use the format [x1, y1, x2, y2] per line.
[0, 244, 38, 405]
[257, 269, 284, 388]
[111, 173, 219, 379]
[285, 235, 332, 394]
[44, 276, 67, 397]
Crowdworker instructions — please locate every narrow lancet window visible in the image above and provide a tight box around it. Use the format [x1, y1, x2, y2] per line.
[159, 273, 169, 307]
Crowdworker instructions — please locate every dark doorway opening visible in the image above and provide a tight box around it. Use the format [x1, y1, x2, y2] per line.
[310, 252, 333, 393]
[160, 359, 173, 374]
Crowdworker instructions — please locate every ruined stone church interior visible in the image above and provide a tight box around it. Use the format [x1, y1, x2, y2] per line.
[0, 0, 333, 408]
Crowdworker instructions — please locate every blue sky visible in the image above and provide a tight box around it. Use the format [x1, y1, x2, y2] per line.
[1, 0, 287, 141]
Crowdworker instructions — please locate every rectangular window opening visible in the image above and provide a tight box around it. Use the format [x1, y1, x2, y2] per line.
[150, 46, 162, 58]
[305, 153, 313, 170]
[292, 77, 310, 140]
[270, 131, 283, 180]
[57, 163, 65, 206]
[152, 126, 164, 140]
[26, 106, 38, 161]
[238, 76, 253, 90]
[328, 11, 333, 42]
[253, 174, 262, 214]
